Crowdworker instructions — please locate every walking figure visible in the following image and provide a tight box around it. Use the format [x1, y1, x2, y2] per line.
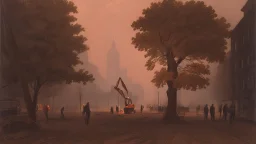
[60, 107, 65, 119]
[223, 104, 228, 120]
[204, 104, 209, 120]
[229, 103, 236, 124]
[219, 104, 223, 119]
[43, 104, 49, 122]
[83, 102, 91, 125]
[141, 105, 144, 113]
[116, 105, 119, 113]
[110, 107, 114, 114]
[210, 104, 215, 121]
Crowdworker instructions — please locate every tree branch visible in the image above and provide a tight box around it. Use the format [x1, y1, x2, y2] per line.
[1, 85, 9, 88]
[176, 57, 185, 65]
[158, 31, 172, 46]
[158, 31, 173, 57]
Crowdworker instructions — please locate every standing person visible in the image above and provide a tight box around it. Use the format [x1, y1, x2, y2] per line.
[229, 103, 236, 124]
[43, 104, 49, 122]
[116, 105, 119, 113]
[83, 102, 91, 125]
[110, 106, 114, 114]
[223, 104, 228, 120]
[141, 105, 144, 113]
[210, 104, 215, 121]
[218, 104, 223, 119]
[204, 104, 209, 120]
[60, 107, 65, 119]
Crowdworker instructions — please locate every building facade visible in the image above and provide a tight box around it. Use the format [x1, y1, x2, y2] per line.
[0, 0, 8, 99]
[231, 0, 255, 121]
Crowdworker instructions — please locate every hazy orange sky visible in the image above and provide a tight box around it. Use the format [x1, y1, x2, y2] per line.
[72, 0, 246, 103]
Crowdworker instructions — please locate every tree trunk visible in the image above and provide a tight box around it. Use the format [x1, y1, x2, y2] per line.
[163, 50, 180, 122]
[21, 80, 40, 122]
[21, 81, 37, 122]
[163, 81, 179, 122]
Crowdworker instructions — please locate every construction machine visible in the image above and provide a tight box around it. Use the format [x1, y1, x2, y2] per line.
[113, 77, 135, 114]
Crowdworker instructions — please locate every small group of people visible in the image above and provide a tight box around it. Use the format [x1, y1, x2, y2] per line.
[203, 103, 236, 123]
[39, 103, 90, 125]
[110, 105, 144, 114]
[110, 105, 119, 114]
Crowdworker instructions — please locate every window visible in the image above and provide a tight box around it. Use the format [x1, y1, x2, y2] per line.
[248, 28, 250, 38]
[247, 77, 250, 89]
[252, 75, 255, 89]
[247, 56, 250, 65]
[234, 42, 237, 52]
[242, 80, 245, 90]
[254, 75, 256, 89]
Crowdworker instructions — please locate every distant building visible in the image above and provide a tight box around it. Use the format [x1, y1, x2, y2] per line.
[231, 0, 255, 121]
[0, 0, 13, 99]
[106, 41, 120, 88]
[106, 41, 144, 105]
[214, 52, 232, 102]
[0, 0, 4, 98]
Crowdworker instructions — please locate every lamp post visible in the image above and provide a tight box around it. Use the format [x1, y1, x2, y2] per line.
[158, 91, 160, 106]
[78, 85, 82, 113]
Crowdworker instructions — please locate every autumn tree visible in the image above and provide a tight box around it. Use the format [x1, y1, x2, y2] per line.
[2, 0, 94, 122]
[131, 0, 230, 121]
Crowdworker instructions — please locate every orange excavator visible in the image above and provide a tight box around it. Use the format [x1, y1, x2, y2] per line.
[114, 77, 135, 114]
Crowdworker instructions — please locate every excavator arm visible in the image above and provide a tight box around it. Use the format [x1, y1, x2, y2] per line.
[115, 77, 128, 94]
[113, 77, 132, 106]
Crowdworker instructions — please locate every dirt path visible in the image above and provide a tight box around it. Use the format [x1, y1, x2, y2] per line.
[1, 112, 255, 144]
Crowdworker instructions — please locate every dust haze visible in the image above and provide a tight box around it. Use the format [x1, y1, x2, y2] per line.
[36, 0, 246, 111]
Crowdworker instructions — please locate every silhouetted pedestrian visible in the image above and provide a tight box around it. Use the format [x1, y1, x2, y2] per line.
[210, 104, 215, 121]
[83, 102, 91, 125]
[229, 103, 235, 124]
[204, 104, 209, 120]
[219, 104, 223, 119]
[141, 105, 144, 113]
[60, 107, 65, 119]
[223, 104, 228, 120]
[110, 107, 114, 114]
[116, 105, 119, 113]
[43, 104, 49, 122]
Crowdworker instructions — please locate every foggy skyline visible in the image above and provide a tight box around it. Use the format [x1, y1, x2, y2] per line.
[72, 0, 247, 103]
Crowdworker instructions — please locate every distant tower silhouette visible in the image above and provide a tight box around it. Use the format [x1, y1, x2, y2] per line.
[106, 41, 120, 87]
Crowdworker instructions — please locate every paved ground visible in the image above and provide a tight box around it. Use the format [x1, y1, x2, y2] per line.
[1, 112, 256, 144]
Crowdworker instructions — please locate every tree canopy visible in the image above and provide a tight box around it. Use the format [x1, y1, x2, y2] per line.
[131, 0, 230, 90]
[3, 0, 94, 121]
[4, 0, 94, 87]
